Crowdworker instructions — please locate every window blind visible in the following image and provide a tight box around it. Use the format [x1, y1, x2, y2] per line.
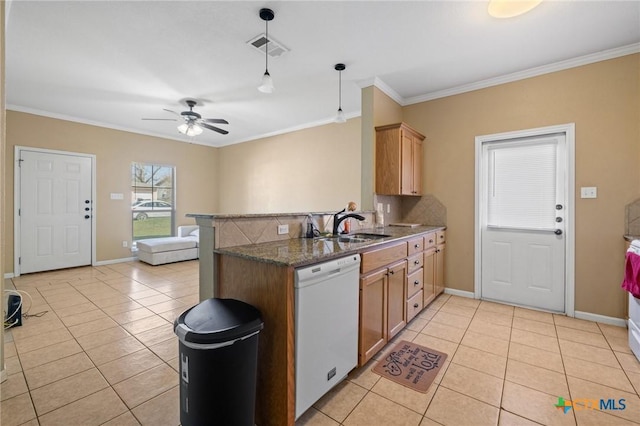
[487, 141, 557, 229]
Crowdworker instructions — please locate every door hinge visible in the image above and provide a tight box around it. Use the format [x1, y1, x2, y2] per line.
[18, 208, 21, 216]
[18, 257, 21, 265]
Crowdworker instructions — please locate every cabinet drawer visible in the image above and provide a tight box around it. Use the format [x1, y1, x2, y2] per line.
[406, 290, 423, 322]
[361, 242, 408, 274]
[406, 268, 423, 299]
[407, 253, 423, 274]
[424, 232, 437, 249]
[436, 230, 446, 244]
[407, 236, 424, 256]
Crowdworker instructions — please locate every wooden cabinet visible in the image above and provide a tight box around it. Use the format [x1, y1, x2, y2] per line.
[435, 232, 446, 296]
[424, 231, 446, 303]
[375, 123, 425, 196]
[387, 260, 407, 339]
[359, 242, 408, 365]
[359, 269, 387, 365]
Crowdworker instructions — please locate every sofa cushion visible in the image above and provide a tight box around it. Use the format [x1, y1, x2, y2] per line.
[137, 236, 197, 253]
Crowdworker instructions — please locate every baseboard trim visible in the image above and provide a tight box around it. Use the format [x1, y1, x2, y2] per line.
[4, 272, 15, 279]
[574, 310, 627, 327]
[93, 257, 137, 266]
[443, 288, 476, 299]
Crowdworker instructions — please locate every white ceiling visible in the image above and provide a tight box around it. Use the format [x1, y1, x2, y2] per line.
[6, 1, 640, 147]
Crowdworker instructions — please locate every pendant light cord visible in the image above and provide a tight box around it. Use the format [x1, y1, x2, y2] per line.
[339, 69, 342, 110]
[264, 19, 269, 72]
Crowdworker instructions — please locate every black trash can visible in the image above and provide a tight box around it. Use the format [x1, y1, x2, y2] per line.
[174, 298, 263, 426]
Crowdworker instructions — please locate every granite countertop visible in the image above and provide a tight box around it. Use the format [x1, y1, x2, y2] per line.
[214, 225, 445, 267]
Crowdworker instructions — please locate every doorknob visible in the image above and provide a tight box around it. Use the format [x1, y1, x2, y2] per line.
[554, 229, 563, 235]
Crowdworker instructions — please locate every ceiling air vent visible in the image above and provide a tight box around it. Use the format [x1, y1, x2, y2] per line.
[247, 33, 289, 58]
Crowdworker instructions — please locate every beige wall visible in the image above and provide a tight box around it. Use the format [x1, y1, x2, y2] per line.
[4, 112, 219, 272]
[403, 54, 640, 318]
[217, 118, 362, 214]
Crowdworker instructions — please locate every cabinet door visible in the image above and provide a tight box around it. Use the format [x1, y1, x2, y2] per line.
[401, 132, 414, 195]
[387, 260, 407, 340]
[423, 247, 436, 307]
[359, 269, 387, 366]
[435, 243, 446, 296]
[412, 137, 423, 195]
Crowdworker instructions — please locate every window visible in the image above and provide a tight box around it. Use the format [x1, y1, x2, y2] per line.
[131, 163, 175, 240]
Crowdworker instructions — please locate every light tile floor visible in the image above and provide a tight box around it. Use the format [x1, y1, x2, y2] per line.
[2, 261, 640, 425]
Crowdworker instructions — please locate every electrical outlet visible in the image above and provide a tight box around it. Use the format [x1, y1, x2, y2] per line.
[277, 224, 289, 235]
[386, 204, 390, 214]
[122, 241, 128, 248]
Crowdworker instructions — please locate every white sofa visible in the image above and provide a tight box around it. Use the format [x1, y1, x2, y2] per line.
[136, 225, 199, 265]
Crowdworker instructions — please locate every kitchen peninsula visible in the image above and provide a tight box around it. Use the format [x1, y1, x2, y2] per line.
[187, 212, 445, 425]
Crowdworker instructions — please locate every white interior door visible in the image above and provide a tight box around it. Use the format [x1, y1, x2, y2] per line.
[18, 149, 93, 274]
[480, 134, 567, 312]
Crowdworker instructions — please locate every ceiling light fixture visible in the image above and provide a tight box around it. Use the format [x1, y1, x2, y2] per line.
[258, 8, 275, 93]
[334, 63, 346, 123]
[488, 0, 542, 18]
[177, 122, 203, 137]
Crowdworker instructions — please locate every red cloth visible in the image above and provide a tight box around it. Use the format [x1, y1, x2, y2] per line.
[622, 251, 640, 298]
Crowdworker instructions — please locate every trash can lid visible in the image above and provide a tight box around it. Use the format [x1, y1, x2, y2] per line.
[174, 298, 263, 345]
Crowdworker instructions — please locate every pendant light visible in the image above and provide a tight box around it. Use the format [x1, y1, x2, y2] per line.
[258, 8, 275, 93]
[334, 63, 346, 123]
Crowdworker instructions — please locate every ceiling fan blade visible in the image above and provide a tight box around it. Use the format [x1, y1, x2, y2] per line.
[200, 122, 229, 135]
[141, 118, 177, 121]
[203, 118, 229, 125]
[163, 109, 181, 117]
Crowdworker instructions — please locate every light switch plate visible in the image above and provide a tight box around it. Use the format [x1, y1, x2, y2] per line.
[277, 224, 289, 235]
[581, 187, 597, 198]
[110, 193, 123, 200]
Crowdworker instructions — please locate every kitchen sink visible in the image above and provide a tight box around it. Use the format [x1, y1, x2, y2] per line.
[315, 233, 390, 244]
[351, 233, 391, 239]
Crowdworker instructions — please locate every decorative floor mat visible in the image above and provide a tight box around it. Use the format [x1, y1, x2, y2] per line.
[372, 340, 447, 393]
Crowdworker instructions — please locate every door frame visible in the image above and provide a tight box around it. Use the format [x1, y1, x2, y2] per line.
[474, 124, 575, 316]
[14, 146, 97, 277]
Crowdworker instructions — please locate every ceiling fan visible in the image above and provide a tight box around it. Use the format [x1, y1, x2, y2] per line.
[143, 100, 229, 136]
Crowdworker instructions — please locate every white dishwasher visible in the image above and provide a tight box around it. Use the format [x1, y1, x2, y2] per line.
[294, 254, 361, 419]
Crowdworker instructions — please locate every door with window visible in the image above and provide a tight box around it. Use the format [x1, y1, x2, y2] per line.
[479, 132, 568, 312]
[18, 149, 93, 274]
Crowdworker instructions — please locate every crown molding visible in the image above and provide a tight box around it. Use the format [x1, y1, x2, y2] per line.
[356, 76, 405, 106]
[404, 43, 640, 105]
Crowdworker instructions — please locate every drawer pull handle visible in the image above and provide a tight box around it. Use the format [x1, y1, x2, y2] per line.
[389, 270, 394, 275]
[413, 303, 419, 308]
[414, 260, 420, 265]
[429, 239, 434, 243]
[414, 244, 420, 248]
[414, 280, 420, 285]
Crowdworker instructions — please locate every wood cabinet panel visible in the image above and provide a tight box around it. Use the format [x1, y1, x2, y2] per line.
[361, 242, 407, 274]
[407, 290, 424, 322]
[423, 247, 436, 307]
[424, 232, 436, 249]
[407, 252, 423, 274]
[387, 260, 407, 340]
[407, 236, 424, 256]
[359, 269, 387, 366]
[435, 243, 446, 296]
[406, 268, 423, 299]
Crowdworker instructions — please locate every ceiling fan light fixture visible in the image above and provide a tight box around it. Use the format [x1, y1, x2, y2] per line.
[177, 122, 203, 137]
[334, 63, 346, 124]
[258, 8, 275, 94]
[488, 0, 542, 18]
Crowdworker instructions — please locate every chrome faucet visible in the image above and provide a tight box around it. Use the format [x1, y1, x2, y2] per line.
[332, 208, 365, 236]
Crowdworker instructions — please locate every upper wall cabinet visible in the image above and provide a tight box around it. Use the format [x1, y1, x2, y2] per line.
[375, 123, 425, 196]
